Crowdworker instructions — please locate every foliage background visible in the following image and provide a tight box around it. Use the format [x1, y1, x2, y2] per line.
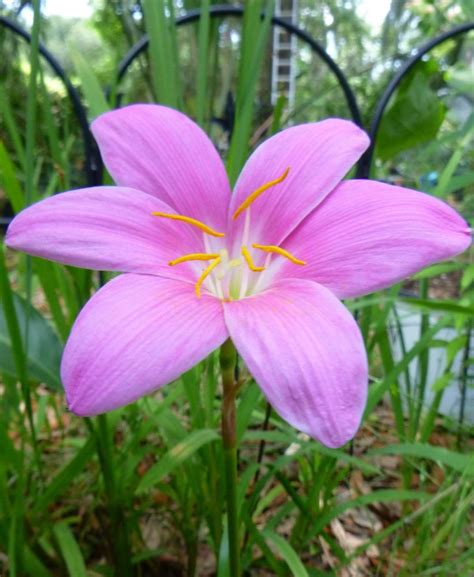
[0, 1, 473, 576]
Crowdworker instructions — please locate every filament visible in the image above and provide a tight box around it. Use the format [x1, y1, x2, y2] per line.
[196, 256, 222, 298]
[241, 246, 265, 272]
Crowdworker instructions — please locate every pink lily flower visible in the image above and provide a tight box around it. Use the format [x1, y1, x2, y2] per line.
[5, 104, 471, 448]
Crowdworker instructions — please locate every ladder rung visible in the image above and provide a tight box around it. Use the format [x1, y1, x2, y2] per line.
[274, 42, 293, 50]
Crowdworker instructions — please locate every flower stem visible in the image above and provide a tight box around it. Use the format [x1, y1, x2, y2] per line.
[219, 339, 240, 577]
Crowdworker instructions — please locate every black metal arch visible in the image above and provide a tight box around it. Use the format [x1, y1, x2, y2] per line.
[0, 16, 101, 189]
[1, 10, 473, 196]
[116, 4, 363, 127]
[357, 21, 474, 178]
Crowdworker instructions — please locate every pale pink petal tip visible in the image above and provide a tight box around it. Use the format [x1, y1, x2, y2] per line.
[224, 279, 368, 448]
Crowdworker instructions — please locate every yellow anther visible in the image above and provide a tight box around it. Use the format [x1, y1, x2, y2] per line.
[232, 167, 290, 221]
[152, 211, 225, 237]
[169, 253, 220, 266]
[196, 256, 222, 298]
[252, 243, 306, 265]
[241, 246, 265, 272]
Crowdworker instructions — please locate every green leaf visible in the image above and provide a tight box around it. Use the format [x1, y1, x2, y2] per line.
[196, 0, 211, 126]
[23, 545, 54, 577]
[309, 490, 428, 539]
[237, 381, 262, 441]
[445, 66, 474, 94]
[0, 292, 63, 391]
[366, 317, 449, 415]
[434, 121, 474, 197]
[446, 335, 468, 367]
[368, 444, 474, 475]
[437, 171, 474, 197]
[399, 297, 474, 316]
[136, 429, 219, 493]
[431, 372, 453, 393]
[461, 264, 474, 291]
[377, 61, 445, 160]
[53, 522, 88, 577]
[71, 49, 110, 119]
[143, 0, 182, 108]
[262, 529, 309, 577]
[227, 0, 275, 184]
[413, 262, 464, 280]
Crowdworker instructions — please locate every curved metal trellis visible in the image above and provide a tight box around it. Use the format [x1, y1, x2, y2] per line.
[0, 16, 101, 193]
[357, 21, 474, 178]
[0, 10, 473, 215]
[116, 4, 363, 127]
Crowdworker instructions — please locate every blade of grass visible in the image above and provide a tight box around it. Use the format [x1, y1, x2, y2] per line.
[0, 84, 26, 171]
[53, 522, 88, 577]
[368, 443, 474, 475]
[227, 0, 275, 185]
[143, 0, 182, 108]
[262, 529, 309, 577]
[137, 428, 220, 493]
[21, 0, 41, 479]
[365, 317, 450, 415]
[196, 0, 211, 126]
[0, 141, 24, 213]
[34, 259, 70, 342]
[71, 49, 110, 119]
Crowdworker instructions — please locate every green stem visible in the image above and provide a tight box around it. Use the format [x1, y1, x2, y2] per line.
[219, 339, 240, 577]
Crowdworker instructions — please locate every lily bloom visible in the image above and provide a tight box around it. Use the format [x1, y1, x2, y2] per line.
[6, 105, 470, 448]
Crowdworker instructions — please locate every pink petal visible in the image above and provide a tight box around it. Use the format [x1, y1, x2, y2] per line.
[224, 279, 368, 448]
[62, 274, 228, 416]
[276, 180, 472, 299]
[5, 186, 204, 282]
[92, 104, 231, 232]
[228, 119, 369, 247]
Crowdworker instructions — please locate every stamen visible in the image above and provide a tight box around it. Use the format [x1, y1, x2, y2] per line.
[252, 243, 306, 265]
[241, 246, 265, 272]
[152, 212, 225, 237]
[232, 167, 290, 220]
[169, 253, 220, 266]
[196, 256, 222, 298]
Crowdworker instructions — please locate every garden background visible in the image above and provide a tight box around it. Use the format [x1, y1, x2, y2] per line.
[0, 0, 473, 575]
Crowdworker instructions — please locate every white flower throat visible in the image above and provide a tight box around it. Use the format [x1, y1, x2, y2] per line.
[151, 167, 305, 300]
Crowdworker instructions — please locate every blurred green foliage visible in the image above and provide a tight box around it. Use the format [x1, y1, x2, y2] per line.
[0, 0, 473, 575]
